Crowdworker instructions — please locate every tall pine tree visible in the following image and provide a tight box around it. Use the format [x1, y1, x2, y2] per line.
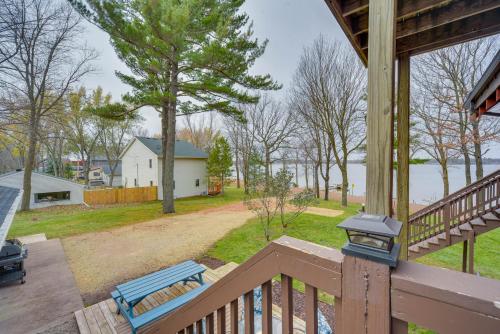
[71, 0, 280, 212]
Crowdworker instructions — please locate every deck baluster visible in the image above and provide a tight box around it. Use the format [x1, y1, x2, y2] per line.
[217, 306, 226, 334]
[305, 284, 318, 334]
[262, 281, 272, 334]
[230, 299, 238, 334]
[207, 313, 215, 334]
[281, 274, 293, 334]
[244, 290, 254, 334]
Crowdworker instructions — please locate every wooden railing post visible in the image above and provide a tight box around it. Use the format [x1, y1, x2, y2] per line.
[340, 255, 391, 333]
[444, 202, 451, 245]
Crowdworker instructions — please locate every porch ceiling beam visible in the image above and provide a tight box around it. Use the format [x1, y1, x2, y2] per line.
[396, 8, 500, 56]
[342, 0, 450, 19]
[325, 0, 368, 65]
[350, 0, 500, 38]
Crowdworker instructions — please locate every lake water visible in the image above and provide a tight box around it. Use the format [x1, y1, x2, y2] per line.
[271, 162, 500, 205]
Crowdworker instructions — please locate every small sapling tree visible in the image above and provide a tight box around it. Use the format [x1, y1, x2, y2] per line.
[207, 136, 233, 194]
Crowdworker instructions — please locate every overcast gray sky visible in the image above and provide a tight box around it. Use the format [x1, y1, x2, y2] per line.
[80, 0, 344, 132]
[79, 0, 500, 158]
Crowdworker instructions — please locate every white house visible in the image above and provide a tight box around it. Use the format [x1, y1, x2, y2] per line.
[0, 170, 85, 209]
[120, 137, 208, 199]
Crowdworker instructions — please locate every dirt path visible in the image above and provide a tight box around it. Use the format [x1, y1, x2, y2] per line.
[62, 203, 253, 305]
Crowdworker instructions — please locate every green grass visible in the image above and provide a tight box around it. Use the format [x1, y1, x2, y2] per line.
[207, 198, 499, 334]
[9, 187, 244, 240]
[207, 200, 360, 263]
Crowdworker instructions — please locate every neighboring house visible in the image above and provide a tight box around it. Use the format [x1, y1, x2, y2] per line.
[88, 167, 105, 187]
[120, 137, 208, 199]
[0, 170, 85, 209]
[90, 156, 122, 187]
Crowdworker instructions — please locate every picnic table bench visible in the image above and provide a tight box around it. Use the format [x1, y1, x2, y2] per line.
[112, 260, 209, 334]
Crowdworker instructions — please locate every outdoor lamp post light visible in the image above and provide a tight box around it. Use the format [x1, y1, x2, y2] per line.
[337, 213, 402, 267]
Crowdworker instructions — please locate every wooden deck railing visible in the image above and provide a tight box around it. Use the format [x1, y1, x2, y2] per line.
[141, 236, 500, 334]
[408, 169, 500, 246]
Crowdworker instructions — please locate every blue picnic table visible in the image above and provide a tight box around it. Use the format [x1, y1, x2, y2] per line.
[112, 260, 210, 334]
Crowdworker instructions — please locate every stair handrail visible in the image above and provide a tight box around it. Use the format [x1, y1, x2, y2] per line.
[409, 169, 500, 221]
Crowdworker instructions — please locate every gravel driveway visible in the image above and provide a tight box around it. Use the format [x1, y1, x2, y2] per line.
[62, 203, 253, 305]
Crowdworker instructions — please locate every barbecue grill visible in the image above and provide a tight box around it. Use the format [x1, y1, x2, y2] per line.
[0, 185, 26, 285]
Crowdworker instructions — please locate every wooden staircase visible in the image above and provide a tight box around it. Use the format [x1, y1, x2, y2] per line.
[407, 169, 500, 260]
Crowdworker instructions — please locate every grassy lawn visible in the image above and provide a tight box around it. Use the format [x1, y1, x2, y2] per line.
[209, 197, 500, 280]
[207, 198, 500, 334]
[9, 187, 244, 240]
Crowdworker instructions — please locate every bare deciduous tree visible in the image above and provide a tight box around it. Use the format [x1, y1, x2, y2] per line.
[177, 113, 220, 151]
[413, 38, 498, 184]
[249, 94, 297, 187]
[0, 0, 96, 209]
[412, 96, 458, 198]
[291, 37, 366, 205]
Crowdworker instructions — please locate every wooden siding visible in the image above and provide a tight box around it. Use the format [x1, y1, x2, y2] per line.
[84, 186, 157, 205]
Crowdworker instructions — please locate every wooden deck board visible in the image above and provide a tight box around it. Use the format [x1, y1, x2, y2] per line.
[75, 263, 307, 334]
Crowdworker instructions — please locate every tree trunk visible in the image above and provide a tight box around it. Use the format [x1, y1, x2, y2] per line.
[304, 157, 309, 189]
[294, 151, 299, 187]
[83, 156, 91, 186]
[472, 120, 483, 180]
[264, 149, 271, 186]
[163, 70, 178, 213]
[323, 169, 330, 201]
[235, 150, 241, 188]
[314, 163, 320, 199]
[340, 164, 348, 207]
[441, 163, 450, 197]
[21, 122, 38, 211]
[462, 146, 472, 186]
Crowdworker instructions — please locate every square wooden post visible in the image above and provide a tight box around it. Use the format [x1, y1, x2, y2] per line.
[397, 53, 410, 261]
[340, 256, 391, 334]
[365, 0, 397, 216]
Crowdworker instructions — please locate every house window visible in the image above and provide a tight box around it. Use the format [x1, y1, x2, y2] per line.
[134, 178, 137, 187]
[34, 191, 70, 203]
[149, 159, 152, 168]
[93, 171, 100, 177]
[150, 181, 153, 187]
[195, 179, 200, 187]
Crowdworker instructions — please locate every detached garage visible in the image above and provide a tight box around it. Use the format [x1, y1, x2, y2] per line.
[0, 170, 84, 210]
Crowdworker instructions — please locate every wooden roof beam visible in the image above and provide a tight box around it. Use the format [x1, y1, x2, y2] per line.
[342, 0, 450, 18]
[396, 0, 500, 39]
[397, 9, 500, 56]
[324, 0, 368, 65]
[342, 0, 368, 17]
[350, 0, 498, 37]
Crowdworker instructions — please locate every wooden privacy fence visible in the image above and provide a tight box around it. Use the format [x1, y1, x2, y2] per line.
[84, 186, 157, 205]
[142, 236, 500, 334]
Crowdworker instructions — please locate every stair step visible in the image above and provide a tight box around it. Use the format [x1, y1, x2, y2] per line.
[458, 223, 473, 232]
[408, 245, 420, 254]
[495, 208, 500, 216]
[437, 232, 447, 240]
[418, 242, 430, 250]
[427, 237, 441, 246]
[470, 217, 486, 226]
[450, 228, 462, 237]
[482, 212, 500, 222]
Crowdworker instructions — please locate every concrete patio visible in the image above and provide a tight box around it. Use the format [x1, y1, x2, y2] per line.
[0, 239, 83, 334]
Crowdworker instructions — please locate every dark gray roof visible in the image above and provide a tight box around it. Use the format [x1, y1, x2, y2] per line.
[136, 137, 208, 159]
[0, 185, 20, 245]
[465, 49, 500, 113]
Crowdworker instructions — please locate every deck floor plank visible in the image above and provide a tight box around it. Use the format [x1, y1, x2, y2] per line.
[91, 303, 114, 334]
[75, 309, 91, 334]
